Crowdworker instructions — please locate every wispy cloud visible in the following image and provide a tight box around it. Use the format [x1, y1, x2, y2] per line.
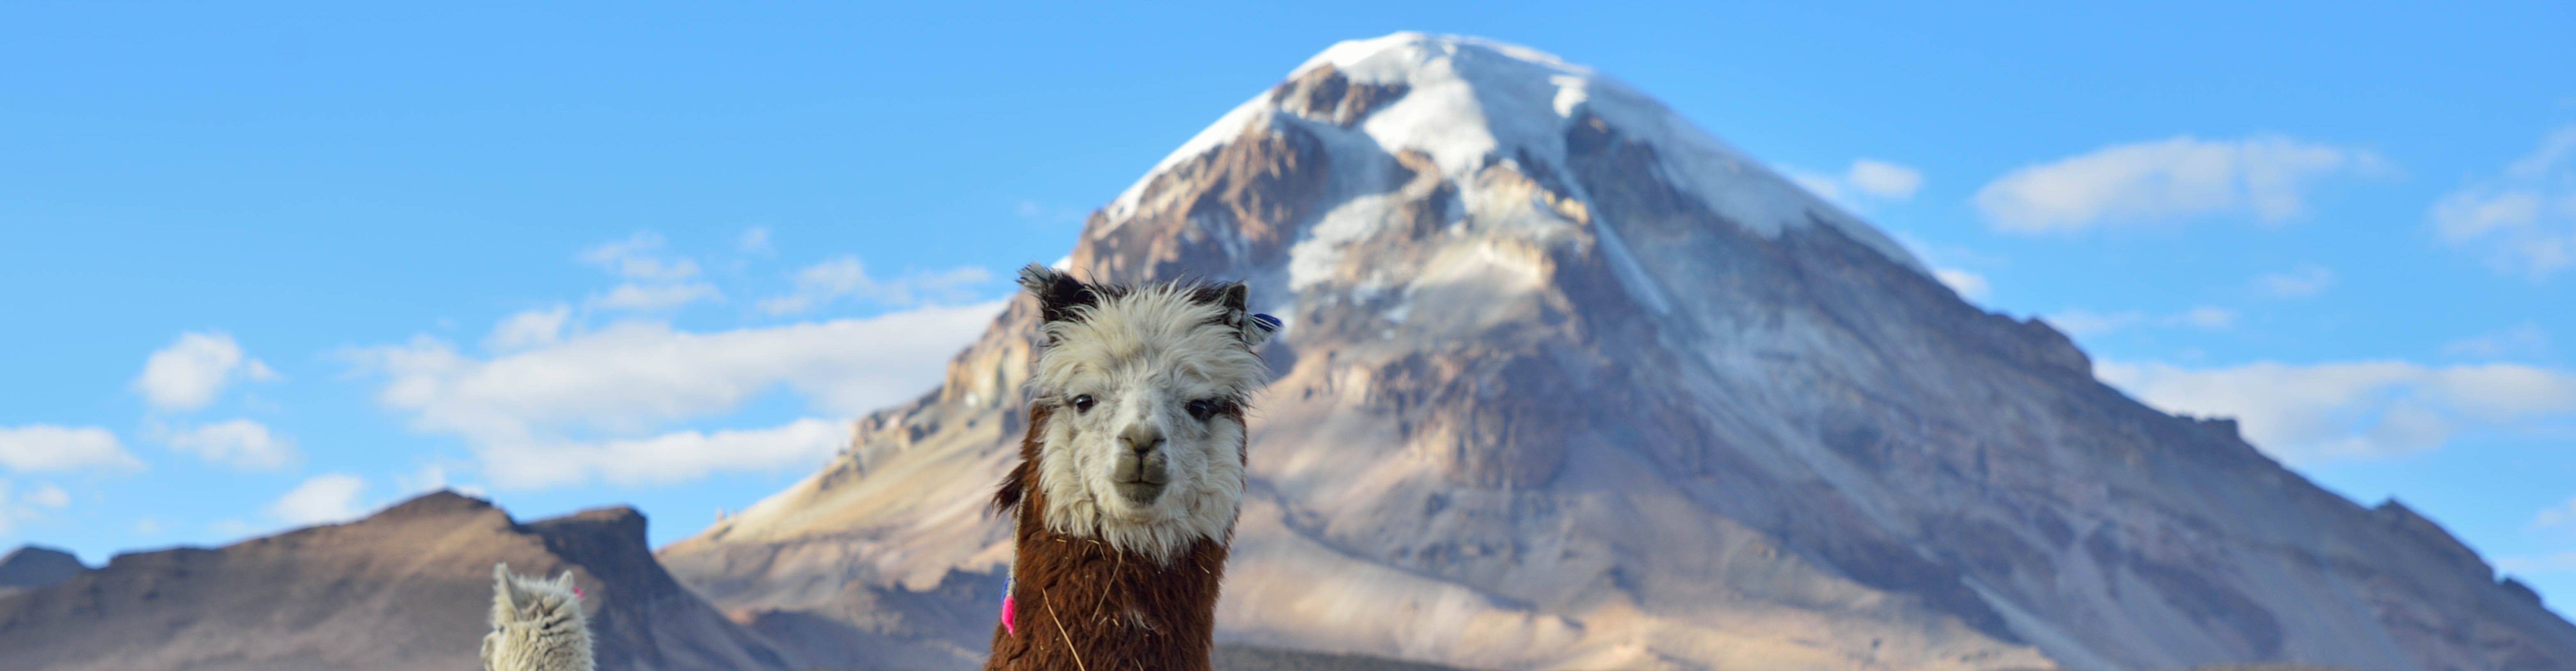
[1976, 134, 2389, 233]
[1790, 158, 1925, 209]
[2044, 307, 2235, 335]
[345, 301, 1004, 489]
[580, 232, 702, 281]
[2432, 125, 2576, 279]
[133, 332, 276, 412]
[737, 226, 774, 254]
[590, 282, 723, 311]
[485, 305, 572, 353]
[2443, 325, 2551, 360]
[25, 483, 69, 509]
[163, 419, 298, 471]
[2252, 264, 2337, 298]
[2095, 359, 2576, 465]
[483, 419, 849, 489]
[757, 256, 993, 316]
[1934, 268, 1990, 301]
[0, 481, 29, 535]
[578, 232, 723, 311]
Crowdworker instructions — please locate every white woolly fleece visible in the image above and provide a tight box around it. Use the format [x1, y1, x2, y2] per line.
[481, 563, 595, 671]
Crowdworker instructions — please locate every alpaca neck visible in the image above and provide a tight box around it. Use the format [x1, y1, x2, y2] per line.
[986, 510, 1229, 671]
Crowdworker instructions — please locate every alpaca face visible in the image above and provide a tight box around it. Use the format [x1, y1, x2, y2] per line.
[481, 563, 595, 671]
[1018, 265, 1277, 563]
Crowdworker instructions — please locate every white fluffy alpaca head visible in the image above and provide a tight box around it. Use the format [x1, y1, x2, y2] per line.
[481, 563, 594, 671]
[1016, 264, 1279, 563]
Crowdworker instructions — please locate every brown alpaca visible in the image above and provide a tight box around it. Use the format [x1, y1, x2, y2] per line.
[985, 265, 1279, 671]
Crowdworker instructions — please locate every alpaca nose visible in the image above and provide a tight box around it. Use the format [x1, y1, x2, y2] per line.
[1120, 424, 1164, 455]
[1112, 423, 1171, 505]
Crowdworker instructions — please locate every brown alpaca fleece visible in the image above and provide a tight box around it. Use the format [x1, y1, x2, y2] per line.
[985, 403, 1238, 671]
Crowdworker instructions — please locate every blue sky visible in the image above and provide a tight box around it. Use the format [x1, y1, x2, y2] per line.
[3, 1, 2572, 613]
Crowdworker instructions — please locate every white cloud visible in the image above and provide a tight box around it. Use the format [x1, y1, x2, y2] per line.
[487, 419, 848, 489]
[2432, 126, 2576, 279]
[738, 226, 773, 254]
[0, 480, 69, 535]
[134, 331, 275, 411]
[1934, 268, 1990, 300]
[2043, 307, 2235, 336]
[1790, 158, 1924, 208]
[165, 419, 298, 470]
[1976, 134, 2387, 233]
[0, 424, 143, 472]
[2252, 264, 2337, 298]
[2443, 325, 2551, 359]
[2178, 306, 2236, 329]
[580, 232, 702, 281]
[590, 282, 723, 311]
[577, 233, 721, 311]
[391, 463, 483, 497]
[2537, 497, 2576, 530]
[486, 305, 572, 352]
[2095, 359, 2576, 465]
[345, 300, 1004, 489]
[25, 483, 69, 509]
[758, 256, 993, 316]
[133, 517, 166, 535]
[267, 474, 367, 526]
[1848, 159, 1924, 200]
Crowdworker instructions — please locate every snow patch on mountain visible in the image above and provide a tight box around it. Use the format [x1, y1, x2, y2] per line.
[1110, 32, 1926, 275]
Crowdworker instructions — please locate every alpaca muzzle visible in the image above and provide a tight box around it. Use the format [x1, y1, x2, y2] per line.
[1112, 428, 1170, 505]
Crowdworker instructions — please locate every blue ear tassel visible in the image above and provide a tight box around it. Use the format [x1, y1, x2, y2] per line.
[1250, 314, 1282, 332]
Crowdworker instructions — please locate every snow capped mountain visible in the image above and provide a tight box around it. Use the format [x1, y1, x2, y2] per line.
[1106, 34, 1922, 275]
[658, 33, 2576, 671]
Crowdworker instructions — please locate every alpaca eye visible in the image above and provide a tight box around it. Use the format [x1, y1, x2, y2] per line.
[1184, 399, 1217, 421]
[1071, 395, 1096, 413]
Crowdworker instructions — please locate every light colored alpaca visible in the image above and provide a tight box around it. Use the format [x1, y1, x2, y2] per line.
[985, 264, 1279, 671]
[481, 563, 594, 671]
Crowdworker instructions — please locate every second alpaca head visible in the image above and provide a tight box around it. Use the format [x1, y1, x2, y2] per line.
[1013, 264, 1280, 563]
[482, 563, 592, 671]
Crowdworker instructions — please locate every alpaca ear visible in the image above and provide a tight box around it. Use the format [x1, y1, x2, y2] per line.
[1206, 282, 1280, 346]
[1018, 263, 1096, 324]
[493, 563, 520, 611]
[553, 571, 581, 597]
[1215, 281, 1250, 313]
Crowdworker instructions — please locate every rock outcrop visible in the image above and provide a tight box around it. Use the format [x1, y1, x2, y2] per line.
[0, 545, 86, 601]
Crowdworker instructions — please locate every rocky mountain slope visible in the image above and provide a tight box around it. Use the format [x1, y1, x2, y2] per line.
[0, 545, 87, 601]
[0, 492, 795, 671]
[658, 33, 2576, 671]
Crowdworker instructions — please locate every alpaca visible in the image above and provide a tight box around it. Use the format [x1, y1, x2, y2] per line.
[481, 563, 595, 671]
[985, 264, 1280, 671]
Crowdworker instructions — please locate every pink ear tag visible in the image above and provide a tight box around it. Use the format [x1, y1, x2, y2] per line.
[572, 586, 584, 598]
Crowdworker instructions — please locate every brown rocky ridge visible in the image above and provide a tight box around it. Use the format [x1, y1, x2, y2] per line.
[0, 491, 794, 671]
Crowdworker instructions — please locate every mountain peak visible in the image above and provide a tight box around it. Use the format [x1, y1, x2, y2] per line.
[1105, 31, 1925, 277]
[0, 544, 87, 590]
